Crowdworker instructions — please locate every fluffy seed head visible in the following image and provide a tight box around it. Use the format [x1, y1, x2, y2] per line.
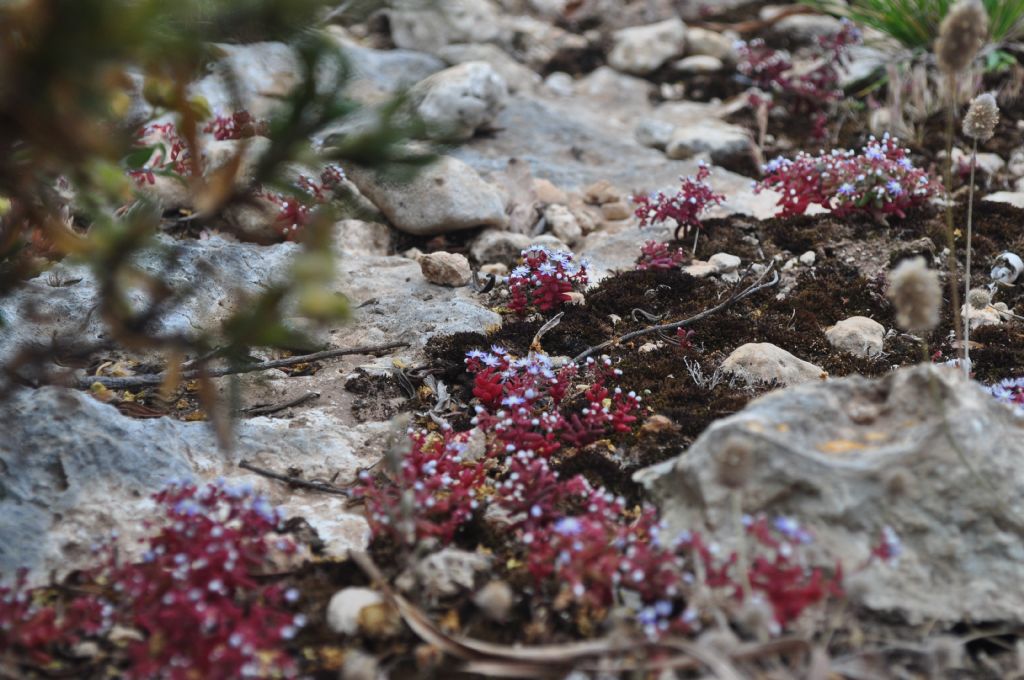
[935, 0, 989, 74]
[714, 436, 755, 490]
[473, 581, 514, 622]
[967, 287, 991, 309]
[962, 93, 999, 141]
[887, 257, 942, 333]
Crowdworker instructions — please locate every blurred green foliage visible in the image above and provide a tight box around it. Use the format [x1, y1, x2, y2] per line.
[0, 0, 431, 438]
[805, 0, 1024, 50]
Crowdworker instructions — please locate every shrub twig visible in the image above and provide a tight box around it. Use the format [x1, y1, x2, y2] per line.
[572, 265, 779, 363]
[76, 340, 408, 389]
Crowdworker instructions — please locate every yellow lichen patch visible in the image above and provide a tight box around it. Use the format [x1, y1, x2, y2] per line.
[818, 439, 867, 454]
[775, 423, 790, 433]
[864, 431, 890, 442]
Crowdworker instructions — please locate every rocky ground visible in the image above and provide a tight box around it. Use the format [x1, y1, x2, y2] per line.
[5, 0, 1024, 678]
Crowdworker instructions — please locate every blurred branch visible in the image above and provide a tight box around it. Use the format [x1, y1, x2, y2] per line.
[76, 340, 409, 389]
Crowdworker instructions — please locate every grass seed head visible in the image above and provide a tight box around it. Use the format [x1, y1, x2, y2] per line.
[966, 287, 992, 309]
[962, 92, 1000, 141]
[935, 0, 989, 74]
[887, 257, 942, 333]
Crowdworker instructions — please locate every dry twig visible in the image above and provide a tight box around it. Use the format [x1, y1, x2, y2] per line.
[238, 460, 353, 497]
[76, 341, 408, 390]
[573, 265, 780, 363]
[350, 550, 809, 678]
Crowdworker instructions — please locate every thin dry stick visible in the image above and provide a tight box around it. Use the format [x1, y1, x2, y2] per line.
[76, 341, 408, 389]
[238, 460, 353, 497]
[942, 73, 966, 364]
[963, 135, 978, 375]
[350, 550, 809, 677]
[573, 266, 780, 363]
[240, 391, 320, 416]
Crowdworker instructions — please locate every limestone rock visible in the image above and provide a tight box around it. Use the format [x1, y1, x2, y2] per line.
[683, 260, 718, 278]
[436, 43, 541, 93]
[387, 0, 501, 54]
[672, 55, 724, 74]
[708, 252, 741, 274]
[608, 18, 687, 75]
[543, 71, 575, 97]
[665, 120, 756, 173]
[533, 178, 569, 205]
[637, 364, 1024, 625]
[826, 316, 885, 357]
[499, 14, 589, 72]
[192, 42, 301, 120]
[326, 587, 385, 635]
[0, 387, 376, 579]
[576, 66, 654, 107]
[685, 27, 737, 62]
[348, 156, 507, 236]
[420, 251, 472, 287]
[0, 234, 302, 366]
[721, 342, 826, 386]
[408, 62, 508, 141]
[600, 201, 632, 221]
[471, 229, 532, 266]
[334, 220, 392, 257]
[770, 14, 844, 46]
[414, 548, 492, 597]
[326, 27, 445, 95]
[962, 303, 1004, 329]
[983, 192, 1024, 209]
[544, 204, 583, 245]
[634, 118, 676, 150]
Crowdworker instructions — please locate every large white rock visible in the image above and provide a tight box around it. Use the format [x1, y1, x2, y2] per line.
[386, 0, 502, 54]
[420, 251, 472, 287]
[983, 191, 1024, 209]
[408, 62, 509, 141]
[470, 228, 532, 266]
[665, 120, 756, 170]
[685, 26, 738, 62]
[637, 364, 1024, 624]
[544, 204, 583, 245]
[608, 18, 687, 75]
[826, 316, 885, 357]
[192, 42, 301, 120]
[0, 387, 380, 581]
[326, 587, 385, 635]
[347, 156, 507, 236]
[721, 342, 826, 386]
[437, 43, 541, 93]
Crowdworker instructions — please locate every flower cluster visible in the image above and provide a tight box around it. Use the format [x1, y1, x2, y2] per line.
[987, 377, 1024, 416]
[127, 122, 192, 185]
[635, 240, 687, 271]
[757, 134, 938, 220]
[737, 21, 861, 139]
[257, 165, 347, 240]
[508, 246, 590, 315]
[203, 110, 270, 141]
[0, 482, 304, 679]
[0, 571, 107, 666]
[355, 345, 857, 637]
[357, 428, 489, 544]
[467, 351, 640, 458]
[631, 164, 724, 241]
